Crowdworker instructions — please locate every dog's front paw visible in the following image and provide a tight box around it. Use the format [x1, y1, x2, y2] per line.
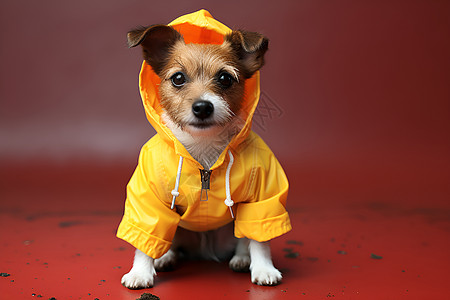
[121, 270, 155, 289]
[251, 264, 282, 286]
[229, 254, 250, 272]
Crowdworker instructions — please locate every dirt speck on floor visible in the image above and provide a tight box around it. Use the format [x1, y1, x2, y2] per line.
[286, 240, 304, 246]
[136, 293, 160, 300]
[371, 253, 383, 260]
[285, 252, 300, 258]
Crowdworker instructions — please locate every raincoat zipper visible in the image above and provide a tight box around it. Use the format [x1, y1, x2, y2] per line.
[199, 169, 212, 201]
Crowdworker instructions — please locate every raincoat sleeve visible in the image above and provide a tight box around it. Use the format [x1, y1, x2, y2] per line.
[117, 140, 181, 259]
[234, 137, 291, 242]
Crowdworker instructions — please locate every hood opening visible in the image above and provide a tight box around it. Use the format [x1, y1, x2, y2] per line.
[138, 9, 261, 169]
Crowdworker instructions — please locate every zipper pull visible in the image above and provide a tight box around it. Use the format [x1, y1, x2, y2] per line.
[199, 169, 212, 201]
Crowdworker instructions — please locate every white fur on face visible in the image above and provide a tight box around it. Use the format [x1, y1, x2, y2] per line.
[162, 110, 244, 169]
[161, 90, 242, 169]
[181, 92, 233, 136]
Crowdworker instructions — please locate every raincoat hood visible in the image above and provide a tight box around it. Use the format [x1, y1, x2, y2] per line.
[117, 10, 291, 259]
[139, 9, 261, 169]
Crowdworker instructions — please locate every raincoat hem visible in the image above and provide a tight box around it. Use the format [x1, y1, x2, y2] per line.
[117, 219, 172, 259]
[234, 212, 292, 242]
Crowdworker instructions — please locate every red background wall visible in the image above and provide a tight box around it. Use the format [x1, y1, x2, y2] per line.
[1, 1, 449, 299]
[1, 0, 448, 208]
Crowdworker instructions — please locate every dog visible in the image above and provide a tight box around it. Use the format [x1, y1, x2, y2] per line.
[117, 10, 291, 289]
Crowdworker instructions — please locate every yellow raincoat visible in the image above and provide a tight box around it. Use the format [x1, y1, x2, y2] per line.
[117, 10, 291, 259]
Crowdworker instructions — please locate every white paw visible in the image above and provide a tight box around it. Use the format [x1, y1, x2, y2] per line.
[121, 270, 155, 289]
[155, 250, 177, 271]
[229, 254, 250, 272]
[251, 264, 282, 286]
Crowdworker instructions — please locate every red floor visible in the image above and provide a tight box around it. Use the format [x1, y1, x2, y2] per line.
[1, 162, 449, 299]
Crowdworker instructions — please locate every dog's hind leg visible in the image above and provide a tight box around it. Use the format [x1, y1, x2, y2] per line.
[155, 248, 178, 271]
[121, 249, 156, 289]
[229, 238, 250, 272]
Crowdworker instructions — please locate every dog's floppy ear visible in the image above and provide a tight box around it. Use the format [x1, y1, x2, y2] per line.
[225, 30, 269, 78]
[127, 25, 183, 74]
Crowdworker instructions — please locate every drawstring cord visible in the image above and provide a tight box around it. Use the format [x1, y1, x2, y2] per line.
[224, 150, 235, 218]
[170, 150, 235, 218]
[171, 156, 184, 209]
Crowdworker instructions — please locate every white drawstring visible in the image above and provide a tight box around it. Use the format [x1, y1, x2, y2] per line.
[224, 150, 235, 218]
[171, 156, 184, 209]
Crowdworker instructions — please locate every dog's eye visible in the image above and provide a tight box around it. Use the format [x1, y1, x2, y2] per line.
[171, 72, 186, 87]
[218, 72, 234, 89]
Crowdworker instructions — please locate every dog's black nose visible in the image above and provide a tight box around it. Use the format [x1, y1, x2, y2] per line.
[192, 100, 214, 120]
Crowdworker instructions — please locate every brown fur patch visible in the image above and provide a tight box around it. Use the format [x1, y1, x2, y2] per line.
[224, 30, 269, 78]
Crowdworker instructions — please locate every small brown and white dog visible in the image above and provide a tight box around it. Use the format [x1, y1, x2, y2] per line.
[121, 25, 282, 288]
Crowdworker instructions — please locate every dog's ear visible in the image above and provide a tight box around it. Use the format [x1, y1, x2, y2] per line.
[127, 25, 183, 74]
[225, 30, 269, 78]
